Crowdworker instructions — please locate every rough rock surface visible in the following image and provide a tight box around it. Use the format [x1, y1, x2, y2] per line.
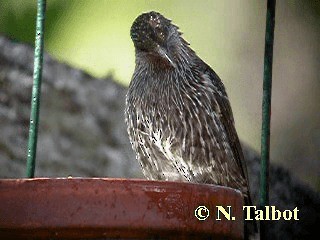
[0, 36, 318, 239]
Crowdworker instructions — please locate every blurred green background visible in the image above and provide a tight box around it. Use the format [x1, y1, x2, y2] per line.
[0, 0, 319, 190]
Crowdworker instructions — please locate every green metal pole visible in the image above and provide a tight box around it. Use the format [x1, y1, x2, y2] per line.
[26, 0, 46, 178]
[260, 0, 276, 238]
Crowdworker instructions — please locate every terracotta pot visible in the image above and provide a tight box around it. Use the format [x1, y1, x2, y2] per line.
[0, 178, 243, 239]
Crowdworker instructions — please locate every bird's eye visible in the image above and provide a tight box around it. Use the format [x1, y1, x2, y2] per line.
[154, 26, 165, 41]
[154, 26, 161, 33]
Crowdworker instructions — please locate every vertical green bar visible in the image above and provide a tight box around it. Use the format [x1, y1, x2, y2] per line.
[260, 0, 276, 238]
[26, 0, 47, 178]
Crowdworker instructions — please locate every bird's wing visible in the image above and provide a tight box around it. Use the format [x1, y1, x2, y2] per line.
[198, 59, 251, 194]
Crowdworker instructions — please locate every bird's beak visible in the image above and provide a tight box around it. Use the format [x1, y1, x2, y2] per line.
[156, 45, 176, 68]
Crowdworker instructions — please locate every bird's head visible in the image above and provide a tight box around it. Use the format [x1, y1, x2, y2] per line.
[130, 11, 183, 67]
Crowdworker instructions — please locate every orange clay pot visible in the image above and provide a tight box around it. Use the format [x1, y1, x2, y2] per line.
[0, 178, 243, 239]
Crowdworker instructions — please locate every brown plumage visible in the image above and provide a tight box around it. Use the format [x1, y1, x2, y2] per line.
[125, 12, 254, 228]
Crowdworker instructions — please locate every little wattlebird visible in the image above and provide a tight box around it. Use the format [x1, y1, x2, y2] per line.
[125, 11, 257, 237]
